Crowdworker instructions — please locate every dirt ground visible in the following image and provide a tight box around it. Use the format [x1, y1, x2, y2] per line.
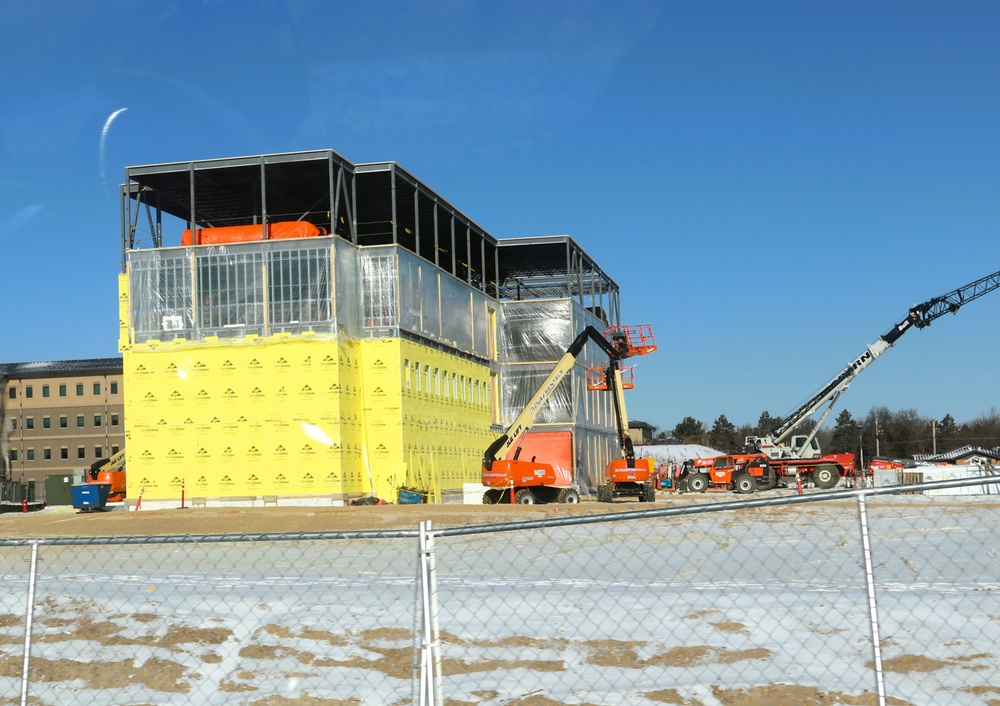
[0, 496, 690, 539]
[1, 490, 991, 540]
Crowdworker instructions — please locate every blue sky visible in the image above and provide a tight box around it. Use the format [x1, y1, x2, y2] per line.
[2, 1, 999, 434]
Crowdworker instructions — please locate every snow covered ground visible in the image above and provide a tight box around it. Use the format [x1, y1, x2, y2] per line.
[0, 491, 998, 705]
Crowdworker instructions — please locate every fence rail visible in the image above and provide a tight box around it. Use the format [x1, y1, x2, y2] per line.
[1, 475, 998, 705]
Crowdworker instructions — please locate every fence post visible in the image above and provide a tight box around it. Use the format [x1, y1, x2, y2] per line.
[417, 520, 443, 705]
[20, 542, 40, 706]
[857, 493, 887, 706]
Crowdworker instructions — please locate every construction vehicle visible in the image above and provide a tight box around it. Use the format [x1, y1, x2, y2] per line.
[590, 332, 659, 502]
[691, 267, 1000, 493]
[88, 449, 126, 503]
[680, 453, 777, 494]
[482, 324, 655, 504]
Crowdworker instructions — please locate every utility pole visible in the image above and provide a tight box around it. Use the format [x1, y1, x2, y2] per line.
[932, 417, 937, 456]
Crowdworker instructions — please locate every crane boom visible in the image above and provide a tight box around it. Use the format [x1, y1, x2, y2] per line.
[749, 266, 1000, 459]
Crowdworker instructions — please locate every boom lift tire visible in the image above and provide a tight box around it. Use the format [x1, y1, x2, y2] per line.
[597, 483, 613, 503]
[642, 482, 656, 502]
[482, 489, 500, 504]
[813, 464, 839, 490]
[687, 473, 709, 493]
[514, 489, 537, 504]
[557, 488, 581, 504]
[734, 473, 757, 494]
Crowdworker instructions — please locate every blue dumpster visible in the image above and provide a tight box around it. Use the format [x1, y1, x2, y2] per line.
[71, 484, 111, 512]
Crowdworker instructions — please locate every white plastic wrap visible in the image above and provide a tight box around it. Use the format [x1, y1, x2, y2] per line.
[128, 237, 347, 345]
[360, 246, 492, 360]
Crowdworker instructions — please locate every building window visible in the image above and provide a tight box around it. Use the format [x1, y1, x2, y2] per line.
[43, 448, 51, 460]
[76, 415, 84, 428]
[7, 388, 14, 399]
[111, 445, 119, 455]
[43, 417, 50, 429]
[59, 416, 67, 429]
[27, 449, 34, 461]
[25, 386, 32, 399]
[60, 448, 68, 460]
[76, 383, 84, 396]
[93, 382, 101, 395]
[26, 418, 33, 430]
[94, 415, 101, 427]
[42, 385, 50, 398]
[11, 419, 16, 431]
[94, 446, 102, 458]
[111, 414, 119, 426]
[8, 450, 16, 462]
[59, 384, 66, 397]
[110, 382, 119, 395]
[77, 447, 86, 459]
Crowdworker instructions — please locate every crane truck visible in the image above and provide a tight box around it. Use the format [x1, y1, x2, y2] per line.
[482, 324, 655, 504]
[688, 267, 1000, 493]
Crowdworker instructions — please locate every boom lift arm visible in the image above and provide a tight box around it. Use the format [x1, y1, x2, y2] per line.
[749, 267, 1000, 459]
[483, 326, 629, 470]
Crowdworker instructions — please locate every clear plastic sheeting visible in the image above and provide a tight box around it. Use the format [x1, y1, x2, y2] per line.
[128, 237, 353, 345]
[498, 300, 620, 489]
[575, 425, 620, 492]
[498, 300, 575, 363]
[129, 248, 195, 342]
[360, 246, 493, 361]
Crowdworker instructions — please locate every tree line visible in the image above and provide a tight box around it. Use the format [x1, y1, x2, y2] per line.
[657, 408, 1000, 461]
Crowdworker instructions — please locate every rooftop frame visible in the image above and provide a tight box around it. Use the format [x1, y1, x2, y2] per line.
[120, 150, 357, 271]
[497, 236, 620, 326]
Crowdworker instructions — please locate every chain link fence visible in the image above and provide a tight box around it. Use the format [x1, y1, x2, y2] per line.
[1, 476, 998, 705]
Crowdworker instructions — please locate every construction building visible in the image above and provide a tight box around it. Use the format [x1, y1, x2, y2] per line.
[119, 149, 630, 505]
[0, 359, 125, 502]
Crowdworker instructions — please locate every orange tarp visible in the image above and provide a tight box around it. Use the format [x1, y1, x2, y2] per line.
[182, 221, 326, 246]
[505, 430, 574, 486]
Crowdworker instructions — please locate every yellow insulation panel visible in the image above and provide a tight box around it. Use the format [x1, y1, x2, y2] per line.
[370, 338, 494, 499]
[124, 338, 364, 500]
[120, 267, 494, 502]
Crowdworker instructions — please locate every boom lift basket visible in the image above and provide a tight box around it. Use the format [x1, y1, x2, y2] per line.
[586, 365, 635, 391]
[605, 324, 657, 357]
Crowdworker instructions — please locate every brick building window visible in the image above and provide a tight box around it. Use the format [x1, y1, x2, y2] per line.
[93, 383, 101, 395]
[76, 383, 84, 396]
[60, 448, 68, 460]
